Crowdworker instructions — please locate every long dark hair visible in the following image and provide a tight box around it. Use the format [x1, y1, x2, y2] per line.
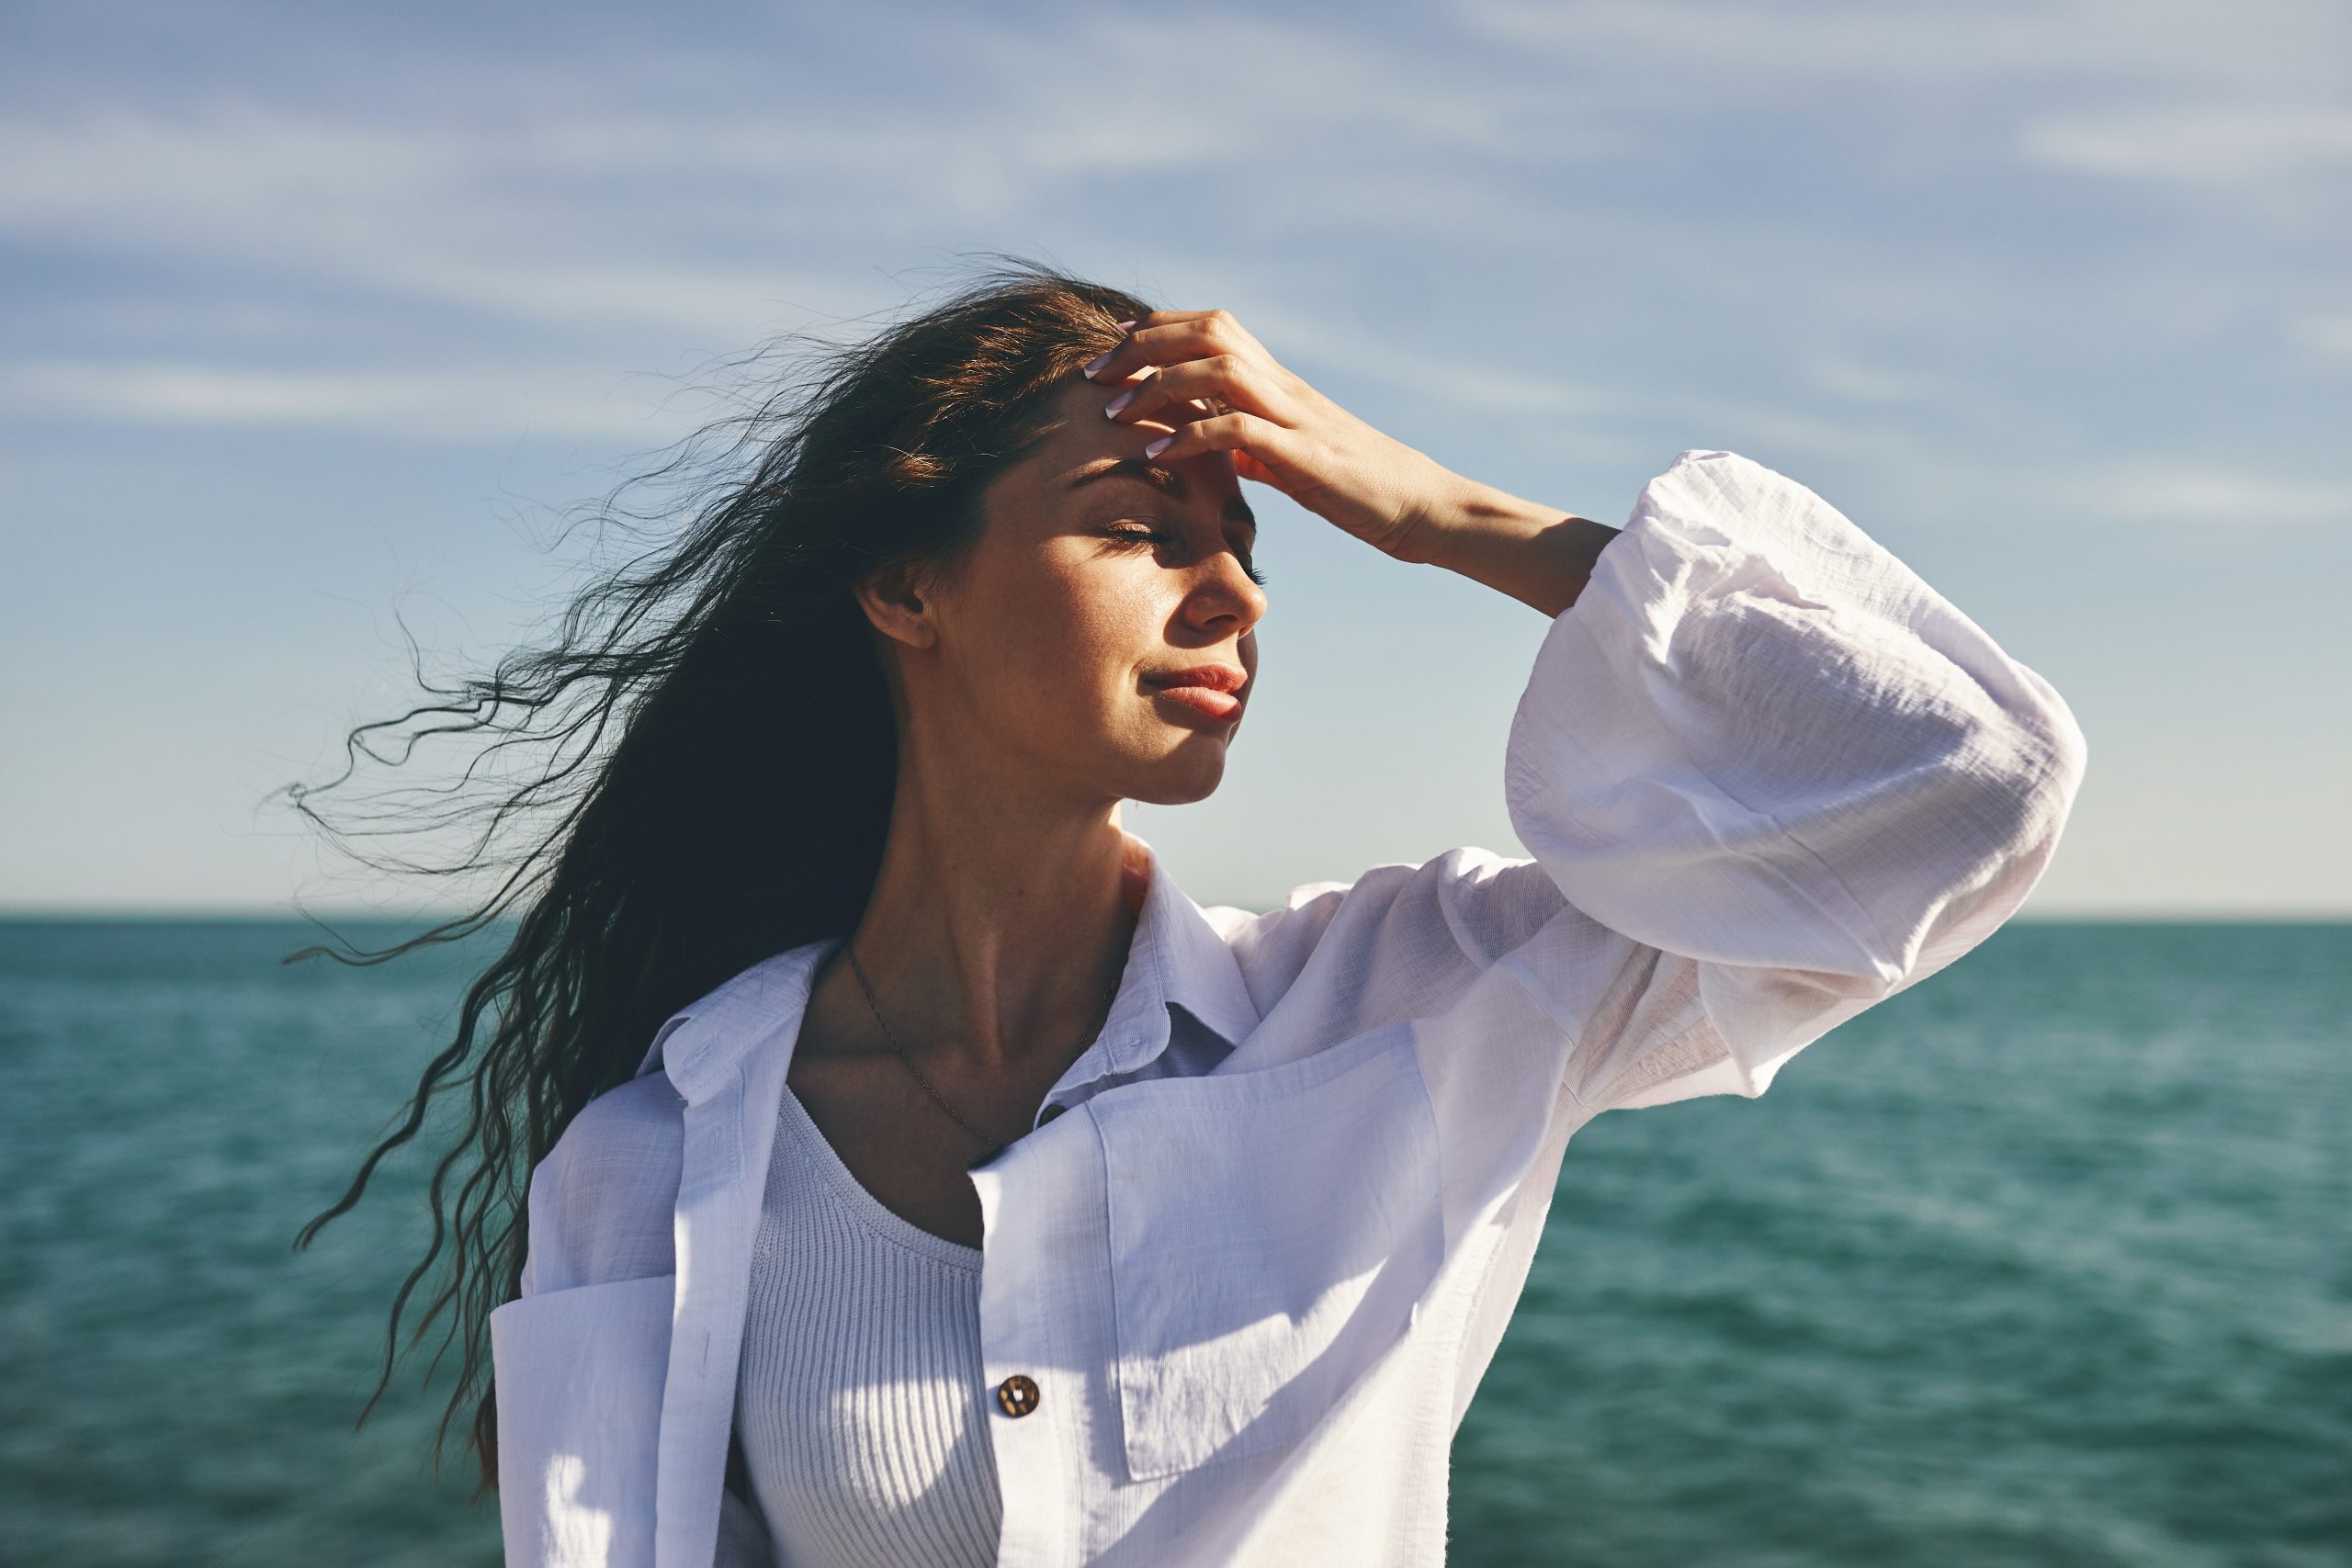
[286, 256, 1155, 1492]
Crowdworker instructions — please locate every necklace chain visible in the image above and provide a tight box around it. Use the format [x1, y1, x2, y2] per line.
[843, 944, 1121, 1154]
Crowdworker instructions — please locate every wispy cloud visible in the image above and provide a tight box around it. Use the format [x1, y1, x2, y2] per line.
[2292, 312, 2352, 358]
[0, 6, 1610, 350]
[1457, 0, 2349, 90]
[0, 106, 899, 337]
[0, 360, 703, 440]
[1804, 355, 1948, 405]
[2018, 106, 2352, 186]
[1255, 305, 1615, 419]
[2053, 461, 2352, 526]
[0, 0, 2342, 457]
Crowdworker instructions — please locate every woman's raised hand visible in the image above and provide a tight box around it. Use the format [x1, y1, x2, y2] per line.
[1084, 309, 1470, 564]
[1086, 308, 1620, 618]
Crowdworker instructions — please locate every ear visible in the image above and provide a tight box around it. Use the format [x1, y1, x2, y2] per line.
[853, 559, 936, 651]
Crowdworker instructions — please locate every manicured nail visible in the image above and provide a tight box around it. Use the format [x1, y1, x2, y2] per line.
[1103, 389, 1136, 418]
[1081, 350, 1112, 378]
[1144, 434, 1172, 457]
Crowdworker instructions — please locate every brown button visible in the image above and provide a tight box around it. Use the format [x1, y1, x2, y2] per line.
[996, 1374, 1041, 1418]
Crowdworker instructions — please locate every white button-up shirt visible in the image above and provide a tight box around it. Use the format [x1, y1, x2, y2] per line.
[489, 449, 2087, 1568]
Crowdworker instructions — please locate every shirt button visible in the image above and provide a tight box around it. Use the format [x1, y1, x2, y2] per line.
[1037, 1103, 1067, 1126]
[996, 1374, 1041, 1418]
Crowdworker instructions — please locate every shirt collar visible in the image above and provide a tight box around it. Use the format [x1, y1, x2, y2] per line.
[636, 831, 1259, 1100]
[1088, 830, 1261, 1077]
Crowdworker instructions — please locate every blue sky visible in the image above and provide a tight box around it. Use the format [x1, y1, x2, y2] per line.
[3, 0, 2346, 915]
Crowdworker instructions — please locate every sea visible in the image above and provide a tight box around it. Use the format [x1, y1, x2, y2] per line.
[1, 919, 2344, 1566]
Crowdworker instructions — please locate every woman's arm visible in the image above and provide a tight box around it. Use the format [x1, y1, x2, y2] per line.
[1090, 307, 1618, 609]
[1091, 309, 1619, 614]
[1386, 476, 1622, 617]
[1096, 312, 2084, 1115]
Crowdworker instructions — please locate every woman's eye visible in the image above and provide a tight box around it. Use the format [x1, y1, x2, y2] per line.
[1108, 524, 1267, 588]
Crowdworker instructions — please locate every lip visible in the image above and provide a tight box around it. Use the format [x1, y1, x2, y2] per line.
[1142, 664, 1248, 724]
[1144, 663, 1248, 693]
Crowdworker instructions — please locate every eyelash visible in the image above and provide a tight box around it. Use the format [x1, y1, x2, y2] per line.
[1108, 524, 1270, 588]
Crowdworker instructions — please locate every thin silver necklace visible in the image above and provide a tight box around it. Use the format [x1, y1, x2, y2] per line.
[842, 943, 1122, 1154]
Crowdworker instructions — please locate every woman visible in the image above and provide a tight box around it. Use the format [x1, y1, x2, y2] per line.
[297, 261, 2085, 1567]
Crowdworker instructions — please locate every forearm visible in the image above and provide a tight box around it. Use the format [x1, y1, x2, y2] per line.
[1400, 477, 1621, 617]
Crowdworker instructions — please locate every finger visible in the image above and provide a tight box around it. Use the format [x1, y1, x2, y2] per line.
[1082, 308, 1268, 384]
[1102, 355, 1288, 426]
[1114, 309, 1223, 335]
[1089, 362, 1222, 420]
[1161, 394, 1227, 423]
[1231, 449, 1278, 485]
[1112, 388, 1223, 438]
[1081, 315, 1176, 382]
[1092, 368, 1223, 425]
[1140, 409, 1300, 473]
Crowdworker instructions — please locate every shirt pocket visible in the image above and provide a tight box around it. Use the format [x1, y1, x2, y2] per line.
[490, 1272, 674, 1567]
[1089, 1021, 1444, 1482]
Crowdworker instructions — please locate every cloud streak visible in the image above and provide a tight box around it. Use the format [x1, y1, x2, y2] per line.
[2019, 107, 2352, 186]
[2053, 461, 2352, 527]
[1457, 0, 2350, 90]
[0, 360, 705, 440]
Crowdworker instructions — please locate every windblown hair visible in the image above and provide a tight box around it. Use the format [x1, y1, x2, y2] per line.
[286, 256, 1155, 1492]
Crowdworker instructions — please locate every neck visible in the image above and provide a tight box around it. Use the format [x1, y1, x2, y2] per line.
[846, 739, 1146, 1073]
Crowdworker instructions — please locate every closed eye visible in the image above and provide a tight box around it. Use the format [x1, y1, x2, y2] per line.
[1104, 522, 1177, 549]
[1104, 523, 1270, 588]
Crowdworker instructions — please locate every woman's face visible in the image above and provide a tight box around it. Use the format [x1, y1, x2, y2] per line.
[872, 378, 1268, 809]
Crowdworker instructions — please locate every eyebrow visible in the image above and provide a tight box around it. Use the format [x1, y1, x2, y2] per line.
[1069, 457, 1259, 537]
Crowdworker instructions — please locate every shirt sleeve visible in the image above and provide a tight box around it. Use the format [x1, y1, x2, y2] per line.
[1496, 447, 2087, 1111]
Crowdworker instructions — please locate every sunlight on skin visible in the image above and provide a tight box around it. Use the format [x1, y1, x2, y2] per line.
[790, 310, 1619, 1249]
[859, 372, 1271, 819]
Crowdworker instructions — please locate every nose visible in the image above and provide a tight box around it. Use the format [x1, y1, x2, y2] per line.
[1184, 547, 1267, 635]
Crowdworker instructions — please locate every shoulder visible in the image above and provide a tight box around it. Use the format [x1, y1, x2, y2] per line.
[556, 1068, 687, 1165]
[1216, 847, 1583, 1027]
[523, 1071, 685, 1294]
[1226, 845, 1567, 958]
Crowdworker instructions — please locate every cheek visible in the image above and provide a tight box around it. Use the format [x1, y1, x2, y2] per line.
[959, 563, 1155, 730]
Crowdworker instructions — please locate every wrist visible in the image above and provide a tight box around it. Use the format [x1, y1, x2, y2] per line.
[1402, 476, 1621, 617]
[1400, 476, 1577, 570]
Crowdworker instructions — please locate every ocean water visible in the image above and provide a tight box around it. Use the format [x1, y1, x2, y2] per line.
[1, 919, 2344, 1566]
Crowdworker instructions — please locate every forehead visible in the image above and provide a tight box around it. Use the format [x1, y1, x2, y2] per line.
[1007, 381, 1257, 531]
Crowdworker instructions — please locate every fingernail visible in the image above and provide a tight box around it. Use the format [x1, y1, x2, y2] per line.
[1103, 389, 1136, 418]
[1081, 351, 1112, 378]
[1144, 434, 1172, 457]
[1114, 319, 1139, 331]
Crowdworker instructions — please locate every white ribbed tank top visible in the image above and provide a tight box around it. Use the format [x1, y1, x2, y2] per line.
[732, 1087, 1001, 1568]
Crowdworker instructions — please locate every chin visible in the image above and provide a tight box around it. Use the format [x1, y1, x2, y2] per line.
[1124, 745, 1230, 807]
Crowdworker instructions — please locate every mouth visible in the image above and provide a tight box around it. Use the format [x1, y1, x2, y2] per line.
[1141, 664, 1248, 725]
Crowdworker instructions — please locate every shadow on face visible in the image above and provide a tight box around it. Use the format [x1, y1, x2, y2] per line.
[896, 378, 1272, 809]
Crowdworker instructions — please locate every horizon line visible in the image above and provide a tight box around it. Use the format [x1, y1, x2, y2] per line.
[1, 906, 2346, 926]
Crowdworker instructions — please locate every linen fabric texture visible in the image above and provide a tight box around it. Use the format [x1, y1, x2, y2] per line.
[488, 449, 2088, 1567]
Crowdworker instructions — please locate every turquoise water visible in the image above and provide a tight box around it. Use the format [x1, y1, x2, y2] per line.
[2, 919, 2344, 1565]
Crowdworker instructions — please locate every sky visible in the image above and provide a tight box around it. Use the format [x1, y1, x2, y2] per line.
[2, 0, 2347, 917]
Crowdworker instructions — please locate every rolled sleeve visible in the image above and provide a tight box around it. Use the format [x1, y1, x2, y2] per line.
[1503, 449, 2087, 1109]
